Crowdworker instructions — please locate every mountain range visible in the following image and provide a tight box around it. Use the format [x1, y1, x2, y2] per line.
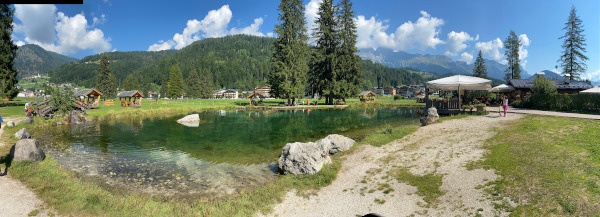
[358, 48, 528, 82]
[15, 44, 78, 78]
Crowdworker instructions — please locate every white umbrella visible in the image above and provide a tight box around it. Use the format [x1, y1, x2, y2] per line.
[489, 84, 515, 93]
[426, 75, 492, 91]
[580, 86, 600, 94]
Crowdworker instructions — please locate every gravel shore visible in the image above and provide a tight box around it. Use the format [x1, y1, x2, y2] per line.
[261, 113, 522, 217]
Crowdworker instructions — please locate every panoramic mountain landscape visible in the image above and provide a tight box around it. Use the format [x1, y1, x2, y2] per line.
[1, 1, 599, 217]
[359, 48, 528, 81]
[14, 44, 78, 78]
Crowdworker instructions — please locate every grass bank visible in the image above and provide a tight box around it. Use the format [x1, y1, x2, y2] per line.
[482, 115, 600, 215]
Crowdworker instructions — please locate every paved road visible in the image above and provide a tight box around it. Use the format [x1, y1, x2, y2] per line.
[486, 106, 600, 120]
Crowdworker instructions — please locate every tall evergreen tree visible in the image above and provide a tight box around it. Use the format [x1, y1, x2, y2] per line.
[472, 50, 488, 79]
[558, 5, 588, 80]
[159, 73, 168, 99]
[309, 0, 338, 105]
[167, 65, 184, 99]
[335, 0, 361, 101]
[122, 74, 140, 91]
[199, 69, 214, 99]
[96, 54, 117, 98]
[503, 30, 521, 82]
[0, 4, 19, 100]
[269, 0, 309, 105]
[186, 68, 202, 98]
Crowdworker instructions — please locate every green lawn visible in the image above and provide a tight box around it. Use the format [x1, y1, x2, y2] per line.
[483, 115, 600, 215]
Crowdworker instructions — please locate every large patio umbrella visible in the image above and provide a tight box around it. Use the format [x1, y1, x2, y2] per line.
[426, 75, 492, 91]
[426, 75, 492, 105]
[489, 84, 515, 93]
[580, 86, 600, 94]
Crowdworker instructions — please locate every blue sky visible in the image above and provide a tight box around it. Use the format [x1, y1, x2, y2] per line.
[11, 0, 600, 81]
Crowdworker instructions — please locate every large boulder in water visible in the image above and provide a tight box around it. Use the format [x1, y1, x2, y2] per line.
[10, 139, 45, 162]
[15, 128, 31, 139]
[321, 134, 355, 154]
[420, 107, 439, 126]
[66, 111, 87, 125]
[278, 140, 331, 175]
[177, 114, 200, 127]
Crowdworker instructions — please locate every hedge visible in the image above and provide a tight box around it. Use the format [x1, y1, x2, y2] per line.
[513, 94, 600, 113]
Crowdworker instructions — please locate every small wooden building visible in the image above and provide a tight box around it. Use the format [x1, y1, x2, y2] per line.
[247, 92, 265, 106]
[359, 91, 377, 103]
[73, 88, 103, 109]
[117, 90, 144, 107]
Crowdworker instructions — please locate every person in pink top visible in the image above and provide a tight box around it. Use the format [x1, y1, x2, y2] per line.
[503, 95, 509, 117]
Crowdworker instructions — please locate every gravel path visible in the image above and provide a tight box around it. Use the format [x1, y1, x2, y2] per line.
[0, 117, 53, 217]
[262, 113, 522, 217]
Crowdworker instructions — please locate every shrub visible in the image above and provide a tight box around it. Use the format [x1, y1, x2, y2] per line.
[519, 94, 600, 113]
[393, 95, 402, 100]
[532, 77, 557, 94]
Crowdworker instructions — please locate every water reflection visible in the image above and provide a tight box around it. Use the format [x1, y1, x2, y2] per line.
[36, 108, 418, 198]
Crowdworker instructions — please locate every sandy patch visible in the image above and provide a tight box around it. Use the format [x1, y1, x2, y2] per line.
[260, 113, 522, 217]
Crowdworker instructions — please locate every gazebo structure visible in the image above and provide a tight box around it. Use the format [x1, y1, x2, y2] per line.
[426, 75, 492, 114]
[247, 92, 265, 106]
[73, 88, 103, 109]
[359, 91, 377, 103]
[117, 90, 144, 107]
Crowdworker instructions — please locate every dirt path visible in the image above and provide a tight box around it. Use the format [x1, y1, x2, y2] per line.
[0, 117, 52, 217]
[262, 113, 522, 217]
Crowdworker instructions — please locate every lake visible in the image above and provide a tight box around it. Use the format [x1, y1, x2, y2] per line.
[37, 107, 419, 198]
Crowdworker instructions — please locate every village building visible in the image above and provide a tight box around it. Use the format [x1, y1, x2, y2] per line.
[254, 85, 271, 98]
[508, 74, 593, 95]
[383, 87, 396, 96]
[223, 89, 239, 99]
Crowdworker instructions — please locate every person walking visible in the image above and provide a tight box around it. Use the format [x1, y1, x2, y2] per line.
[503, 96, 509, 117]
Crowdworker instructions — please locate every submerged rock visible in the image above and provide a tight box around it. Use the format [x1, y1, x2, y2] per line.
[66, 111, 87, 125]
[15, 128, 31, 139]
[278, 141, 331, 175]
[420, 107, 439, 126]
[10, 139, 45, 162]
[177, 114, 200, 127]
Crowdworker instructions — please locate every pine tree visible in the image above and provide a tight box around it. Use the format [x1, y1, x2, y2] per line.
[96, 54, 117, 98]
[186, 68, 201, 98]
[310, 0, 338, 105]
[0, 4, 19, 100]
[335, 0, 361, 102]
[472, 50, 488, 79]
[504, 30, 521, 82]
[558, 5, 588, 80]
[269, 0, 309, 105]
[167, 65, 184, 99]
[199, 69, 214, 99]
[122, 74, 140, 91]
[159, 73, 168, 99]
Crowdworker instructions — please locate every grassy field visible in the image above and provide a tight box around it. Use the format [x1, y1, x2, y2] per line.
[482, 115, 600, 215]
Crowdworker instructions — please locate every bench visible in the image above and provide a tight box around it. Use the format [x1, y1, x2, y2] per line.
[104, 100, 114, 106]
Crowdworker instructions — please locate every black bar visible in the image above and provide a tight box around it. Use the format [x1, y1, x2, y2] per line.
[6, 0, 83, 4]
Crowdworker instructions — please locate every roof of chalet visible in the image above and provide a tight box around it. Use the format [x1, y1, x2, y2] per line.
[73, 88, 103, 97]
[358, 91, 377, 97]
[117, 90, 144, 98]
[509, 79, 593, 90]
[247, 92, 265, 99]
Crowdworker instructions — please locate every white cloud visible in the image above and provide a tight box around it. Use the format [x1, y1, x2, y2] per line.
[15, 41, 25, 47]
[518, 34, 530, 68]
[148, 5, 266, 51]
[304, 0, 322, 37]
[14, 5, 112, 55]
[230, 18, 265, 37]
[266, 32, 274, 37]
[459, 52, 473, 64]
[581, 69, 600, 82]
[14, 4, 57, 44]
[92, 14, 106, 26]
[475, 38, 503, 61]
[445, 31, 474, 56]
[356, 11, 445, 51]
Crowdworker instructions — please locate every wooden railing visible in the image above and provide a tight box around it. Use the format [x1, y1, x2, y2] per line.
[426, 98, 460, 110]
